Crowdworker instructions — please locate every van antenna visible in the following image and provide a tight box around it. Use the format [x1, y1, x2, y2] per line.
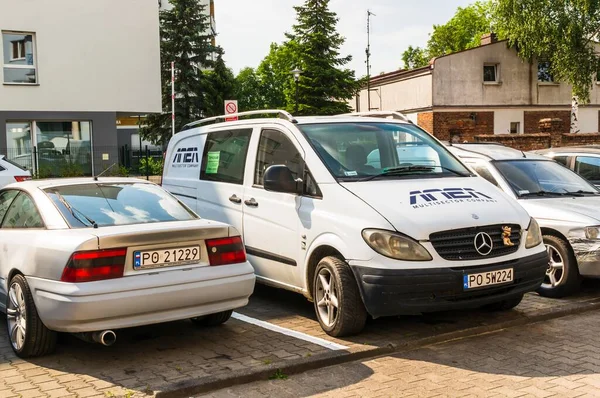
[94, 163, 117, 181]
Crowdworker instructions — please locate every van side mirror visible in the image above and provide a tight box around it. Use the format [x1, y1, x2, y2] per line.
[264, 165, 300, 195]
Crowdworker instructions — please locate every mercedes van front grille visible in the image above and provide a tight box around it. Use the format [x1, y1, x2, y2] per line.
[429, 224, 521, 261]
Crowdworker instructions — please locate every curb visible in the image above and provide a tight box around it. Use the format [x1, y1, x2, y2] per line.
[155, 297, 600, 398]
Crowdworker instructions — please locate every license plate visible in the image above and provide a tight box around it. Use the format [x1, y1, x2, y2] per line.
[134, 246, 201, 270]
[463, 268, 514, 290]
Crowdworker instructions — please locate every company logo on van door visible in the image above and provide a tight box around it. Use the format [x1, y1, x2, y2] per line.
[409, 188, 497, 208]
[172, 147, 199, 168]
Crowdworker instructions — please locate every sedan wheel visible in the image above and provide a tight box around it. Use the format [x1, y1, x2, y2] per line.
[5, 274, 56, 358]
[7, 282, 27, 351]
[542, 244, 565, 290]
[536, 235, 581, 298]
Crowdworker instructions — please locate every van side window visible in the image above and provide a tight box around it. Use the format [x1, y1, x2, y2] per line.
[200, 129, 252, 185]
[254, 129, 303, 186]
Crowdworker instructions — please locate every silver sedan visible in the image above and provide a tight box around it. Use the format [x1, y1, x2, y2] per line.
[0, 178, 255, 358]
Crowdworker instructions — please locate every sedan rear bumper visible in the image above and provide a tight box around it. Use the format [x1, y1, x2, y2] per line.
[26, 263, 256, 333]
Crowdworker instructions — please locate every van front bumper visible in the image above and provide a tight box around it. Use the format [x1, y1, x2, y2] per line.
[351, 251, 547, 318]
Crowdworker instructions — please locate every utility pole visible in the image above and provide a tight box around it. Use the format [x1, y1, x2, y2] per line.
[366, 10, 375, 111]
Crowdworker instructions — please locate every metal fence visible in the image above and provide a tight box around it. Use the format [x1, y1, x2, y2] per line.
[2, 145, 165, 180]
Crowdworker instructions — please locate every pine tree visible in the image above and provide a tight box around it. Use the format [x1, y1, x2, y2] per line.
[285, 0, 361, 115]
[205, 52, 236, 117]
[141, 0, 217, 145]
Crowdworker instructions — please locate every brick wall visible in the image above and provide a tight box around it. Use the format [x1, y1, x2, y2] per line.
[474, 133, 600, 151]
[417, 112, 434, 133]
[433, 112, 494, 142]
[524, 111, 570, 134]
[561, 133, 600, 147]
[474, 134, 551, 151]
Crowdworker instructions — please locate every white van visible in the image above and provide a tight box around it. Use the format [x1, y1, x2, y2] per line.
[162, 110, 548, 337]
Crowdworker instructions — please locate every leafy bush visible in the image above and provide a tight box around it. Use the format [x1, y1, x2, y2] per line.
[139, 157, 164, 176]
[60, 163, 85, 178]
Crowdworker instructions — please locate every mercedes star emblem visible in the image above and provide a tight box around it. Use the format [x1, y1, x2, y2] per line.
[474, 232, 494, 256]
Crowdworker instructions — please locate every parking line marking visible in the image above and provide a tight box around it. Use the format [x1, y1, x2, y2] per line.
[231, 312, 349, 351]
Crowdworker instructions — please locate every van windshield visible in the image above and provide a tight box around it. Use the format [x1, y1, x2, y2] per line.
[298, 122, 471, 181]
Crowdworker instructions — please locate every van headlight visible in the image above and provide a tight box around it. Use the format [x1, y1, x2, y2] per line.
[525, 218, 543, 249]
[362, 229, 432, 261]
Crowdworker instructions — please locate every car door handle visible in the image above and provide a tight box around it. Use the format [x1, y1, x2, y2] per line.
[244, 198, 258, 207]
[229, 194, 242, 204]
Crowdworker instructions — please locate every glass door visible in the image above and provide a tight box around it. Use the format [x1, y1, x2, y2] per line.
[5, 122, 34, 173]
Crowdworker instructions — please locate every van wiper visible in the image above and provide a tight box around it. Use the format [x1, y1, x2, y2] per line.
[358, 165, 469, 182]
[564, 190, 598, 195]
[55, 192, 98, 228]
[518, 191, 566, 198]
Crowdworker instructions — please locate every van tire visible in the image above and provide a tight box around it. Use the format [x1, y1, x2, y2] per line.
[313, 256, 367, 337]
[484, 294, 523, 311]
[6, 274, 57, 358]
[191, 310, 233, 327]
[537, 235, 581, 298]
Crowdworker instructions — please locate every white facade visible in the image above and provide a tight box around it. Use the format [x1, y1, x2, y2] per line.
[0, 0, 161, 114]
[353, 40, 600, 134]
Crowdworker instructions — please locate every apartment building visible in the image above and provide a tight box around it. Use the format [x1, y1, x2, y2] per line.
[0, 0, 161, 176]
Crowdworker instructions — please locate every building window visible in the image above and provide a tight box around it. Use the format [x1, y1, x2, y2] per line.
[483, 64, 498, 82]
[6, 121, 93, 176]
[510, 122, 521, 134]
[2, 32, 37, 84]
[538, 60, 554, 83]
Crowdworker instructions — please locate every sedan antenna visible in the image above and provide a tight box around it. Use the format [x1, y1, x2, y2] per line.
[94, 163, 117, 181]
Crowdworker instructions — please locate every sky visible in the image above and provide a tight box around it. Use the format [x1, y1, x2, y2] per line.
[214, 0, 473, 77]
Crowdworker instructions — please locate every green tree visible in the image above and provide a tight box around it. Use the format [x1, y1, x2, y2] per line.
[141, 0, 217, 145]
[401, 1, 493, 69]
[494, 0, 600, 103]
[256, 42, 298, 110]
[428, 1, 493, 57]
[235, 67, 264, 111]
[285, 0, 361, 115]
[205, 52, 236, 117]
[401, 45, 429, 69]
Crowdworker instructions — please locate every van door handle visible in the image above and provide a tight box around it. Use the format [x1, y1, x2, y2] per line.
[244, 198, 258, 207]
[229, 194, 242, 204]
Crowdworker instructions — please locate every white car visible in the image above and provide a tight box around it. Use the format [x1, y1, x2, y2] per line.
[0, 178, 255, 358]
[0, 155, 31, 188]
[162, 110, 548, 337]
[448, 143, 600, 298]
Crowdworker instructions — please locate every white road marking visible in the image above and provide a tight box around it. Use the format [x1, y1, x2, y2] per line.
[231, 312, 349, 351]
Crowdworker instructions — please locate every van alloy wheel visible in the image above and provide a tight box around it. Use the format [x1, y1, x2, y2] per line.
[542, 244, 565, 289]
[315, 268, 339, 328]
[312, 256, 367, 337]
[7, 282, 27, 351]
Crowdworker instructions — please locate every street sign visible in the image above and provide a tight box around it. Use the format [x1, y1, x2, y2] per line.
[224, 100, 238, 121]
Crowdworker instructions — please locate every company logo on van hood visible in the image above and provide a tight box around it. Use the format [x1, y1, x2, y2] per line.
[172, 147, 199, 168]
[410, 188, 497, 209]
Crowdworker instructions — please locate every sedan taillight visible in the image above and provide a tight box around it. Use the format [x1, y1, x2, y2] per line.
[205, 236, 246, 266]
[14, 176, 31, 182]
[61, 248, 127, 283]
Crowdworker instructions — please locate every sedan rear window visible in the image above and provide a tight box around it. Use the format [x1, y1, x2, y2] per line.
[44, 183, 198, 228]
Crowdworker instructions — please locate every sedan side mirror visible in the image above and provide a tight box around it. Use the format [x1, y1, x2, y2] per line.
[264, 165, 301, 195]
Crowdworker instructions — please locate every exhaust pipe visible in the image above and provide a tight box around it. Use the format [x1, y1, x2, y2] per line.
[93, 330, 116, 346]
[73, 330, 117, 346]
